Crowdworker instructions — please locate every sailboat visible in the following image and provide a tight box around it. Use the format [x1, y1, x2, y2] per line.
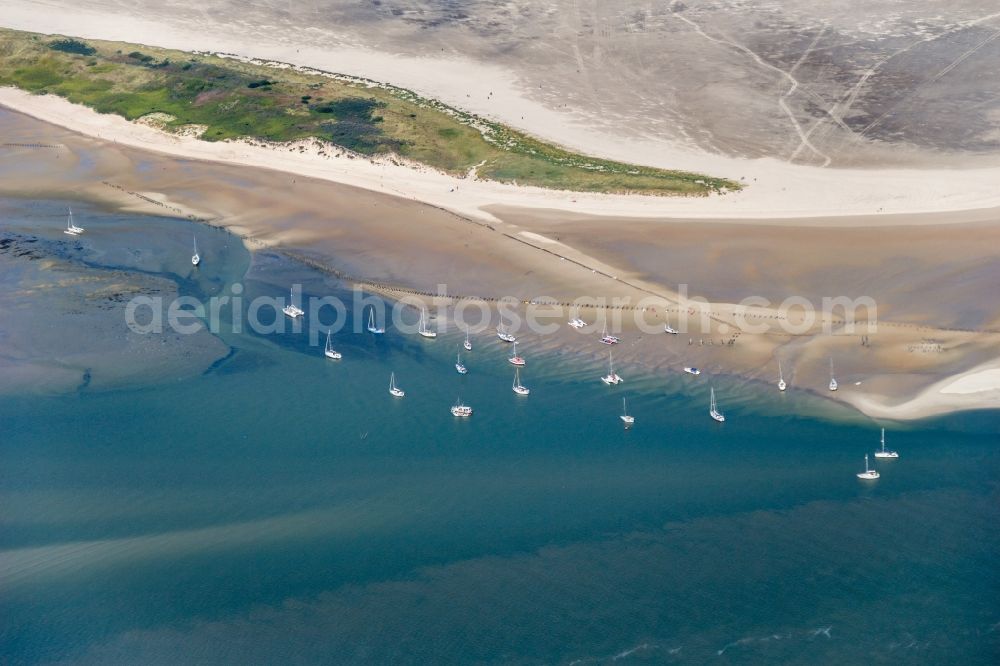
[778, 361, 787, 391]
[512, 367, 530, 395]
[366, 307, 385, 334]
[664, 322, 679, 334]
[463, 326, 472, 351]
[497, 319, 516, 343]
[455, 352, 467, 374]
[828, 357, 838, 391]
[418, 308, 437, 338]
[600, 321, 620, 345]
[323, 330, 342, 359]
[191, 235, 200, 266]
[568, 317, 586, 329]
[389, 372, 405, 397]
[508, 341, 525, 366]
[63, 207, 84, 235]
[857, 453, 879, 480]
[282, 288, 305, 318]
[450, 397, 473, 417]
[620, 397, 635, 427]
[874, 428, 898, 459]
[601, 351, 623, 385]
[709, 387, 725, 422]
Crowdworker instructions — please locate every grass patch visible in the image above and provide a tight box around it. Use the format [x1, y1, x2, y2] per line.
[0, 27, 740, 196]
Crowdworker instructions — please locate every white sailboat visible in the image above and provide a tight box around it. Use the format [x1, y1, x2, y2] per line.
[568, 317, 586, 329]
[463, 326, 472, 351]
[600, 321, 620, 345]
[418, 308, 437, 338]
[389, 372, 405, 397]
[323, 330, 342, 359]
[497, 319, 516, 343]
[601, 351, 623, 385]
[508, 341, 525, 366]
[450, 397, 473, 417]
[778, 361, 787, 391]
[455, 352, 468, 374]
[191, 235, 200, 266]
[620, 397, 635, 427]
[664, 323, 678, 334]
[282, 288, 305, 318]
[709, 387, 725, 422]
[367, 307, 385, 334]
[63, 207, 84, 235]
[857, 453, 879, 480]
[829, 357, 838, 391]
[512, 367, 530, 395]
[874, 428, 898, 459]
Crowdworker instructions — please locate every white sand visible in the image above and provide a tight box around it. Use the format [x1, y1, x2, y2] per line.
[939, 368, 1000, 395]
[843, 361, 1000, 420]
[3, 2, 1000, 222]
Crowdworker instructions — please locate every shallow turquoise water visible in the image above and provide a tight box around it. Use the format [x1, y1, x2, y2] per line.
[1, 201, 997, 664]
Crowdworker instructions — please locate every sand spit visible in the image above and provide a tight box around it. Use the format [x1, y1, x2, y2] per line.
[842, 360, 1000, 420]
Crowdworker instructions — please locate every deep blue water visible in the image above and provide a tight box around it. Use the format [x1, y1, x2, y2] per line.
[1, 201, 997, 664]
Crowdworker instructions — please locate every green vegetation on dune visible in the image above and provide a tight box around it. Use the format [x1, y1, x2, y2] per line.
[0, 28, 740, 196]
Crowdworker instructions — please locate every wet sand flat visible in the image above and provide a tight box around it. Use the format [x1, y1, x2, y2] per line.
[1, 108, 998, 419]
